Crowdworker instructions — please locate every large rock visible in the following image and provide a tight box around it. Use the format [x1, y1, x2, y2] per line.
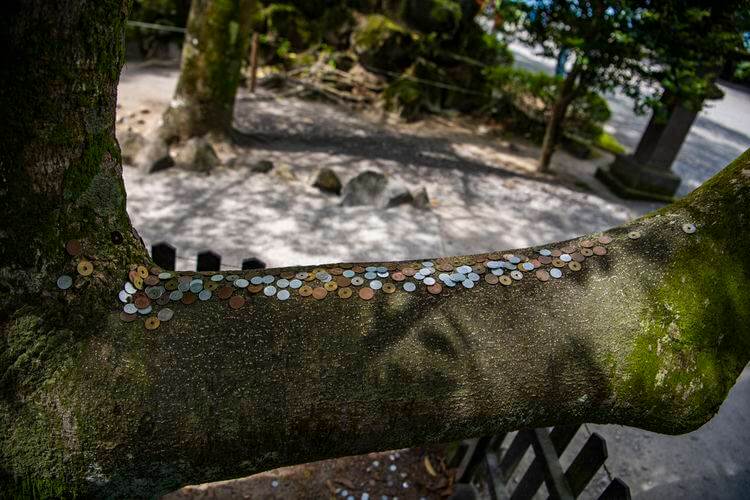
[117, 128, 145, 165]
[340, 170, 413, 208]
[250, 160, 274, 173]
[137, 137, 174, 173]
[312, 167, 342, 195]
[174, 136, 219, 173]
[412, 186, 431, 209]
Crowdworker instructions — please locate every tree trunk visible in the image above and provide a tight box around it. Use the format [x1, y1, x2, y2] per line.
[2, 2, 750, 497]
[160, 0, 256, 142]
[539, 68, 579, 172]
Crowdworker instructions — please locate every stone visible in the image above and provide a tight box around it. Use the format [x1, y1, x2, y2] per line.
[312, 167, 342, 195]
[117, 129, 145, 165]
[340, 170, 413, 209]
[275, 163, 297, 181]
[250, 160, 274, 173]
[137, 137, 174, 173]
[412, 187, 431, 209]
[174, 136, 219, 173]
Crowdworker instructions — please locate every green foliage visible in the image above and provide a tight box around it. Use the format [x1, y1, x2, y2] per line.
[595, 132, 627, 155]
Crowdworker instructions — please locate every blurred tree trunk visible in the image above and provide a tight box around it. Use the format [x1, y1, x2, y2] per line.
[539, 67, 580, 172]
[161, 0, 256, 141]
[2, 1, 750, 498]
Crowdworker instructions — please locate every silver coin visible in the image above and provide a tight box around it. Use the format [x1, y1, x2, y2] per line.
[450, 273, 466, 282]
[423, 277, 436, 286]
[510, 270, 523, 281]
[682, 223, 697, 234]
[509, 256, 521, 264]
[250, 276, 263, 285]
[169, 290, 183, 301]
[157, 308, 174, 322]
[560, 254, 572, 263]
[264, 286, 276, 296]
[550, 268, 563, 279]
[377, 271, 389, 278]
[414, 273, 425, 280]
[364, 272, 377, 280]
[178, 281, 190, 292]
[225, 274, 240, 282]
[377, 266, 388, 273]
[503, 261, 516, 270]
[262, 275, 275, 284]
[539, 249, 552, 256]
[234, 278, 249, 288]
[198, 290, 212, 301]
[137, 305, 152, 315]
[276, 278, 290, 288]
[189, 280, 203, 293]
[492, 268, 504, 276]
[403, 282, 416, 292]
[316, 272, 332, 283]
[124, 281, 136, 294]
[462, 279, 474, 289]
[438, 273, 451, 281]
[145, 286, 164, 299]
[342, 270, 355, 278]
[370, 280, 383, 290]
[456, 265, 472, 274]
[123, 303, 137, 314]
[289, 279, 302, 289]
[365, 266, 377, 272]
[277, 289, 290, 301]
[351, 276, 364, 286]
[468, 272, 480, 282]
[522, 262, 534, 271]
[419, 267, 433, 275]
[118, 290, 132, 303]
[295, 272, 309, 279]
[486, 261, 502, 269]
[443, 278, 456, 287]
[159, 272, 174, 280]
[210, 274, 224, 282]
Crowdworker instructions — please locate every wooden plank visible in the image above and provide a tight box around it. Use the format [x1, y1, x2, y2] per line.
[564, 432, 608, 497]
[598, 478, 631, 500]
[529, 428, 574, 500]
[490, 432, 508, 453]
[485, 449, 511, 500]
[511, 425, 581, 500]
[499, 430, 532, 482]
[458, 435, 493, 483]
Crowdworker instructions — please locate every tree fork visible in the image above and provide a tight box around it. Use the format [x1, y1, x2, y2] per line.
[2, 1, 750, 497]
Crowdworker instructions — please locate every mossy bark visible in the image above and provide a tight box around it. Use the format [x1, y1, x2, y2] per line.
[539, 67, 580, 172]
[2, 1, 750, 497]
[160, 0, 256, 142]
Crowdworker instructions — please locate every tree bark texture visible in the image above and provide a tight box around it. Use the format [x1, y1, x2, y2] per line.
[539, 68, 580, 172]
[2, 2, 750, 497]
[160, 0, 255, 141]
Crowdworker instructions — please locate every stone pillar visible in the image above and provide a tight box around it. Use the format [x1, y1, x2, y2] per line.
[596, 102, 698, 201]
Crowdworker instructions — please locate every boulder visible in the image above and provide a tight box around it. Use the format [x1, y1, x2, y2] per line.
[137, 137, 174, 173]
[174, 136, 219, 173]
[312, 167, 342, 195]
[412, 187, 431, 209]
[117, 128, 145, 165]
[250, 160, 274, 173]
[275, 163, 297, 181]
[340, 170, 413, 208]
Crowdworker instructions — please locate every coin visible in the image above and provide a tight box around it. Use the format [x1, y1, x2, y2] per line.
[392, 272, 405, 282]
[312, 287, 328, 300]
[335, 276, 351, 287]
[125, 281, 137, 294]
[382, 283, 396, 294]
[484, 274, 498, 285]
[133, 276, 143, 290]
[538, 249, 552, 256]
[551, 249, 562, 257]
[133, 294, 150, 309]
[123, 303, 137, 314]
[598, 235, 612, 245]
[559, 254, 572, 263]
[550, 268, 563, 279]
[561, 245, 576, 254]
[499, 275, 512, 286]
[210, 274, 224, 282]
[289, 279, 302, 289]
[144, 275, 159, 286]
[342, 270, 355, 278]
[264, 286, 276, 297]
[568, 261, 582, 271]
[204, 281, 220, 291]
[427, 284, 443, 295]
[77, 260, 93, 276]
[462, 279, 474, 289]
[234, 278, 249, 288]
[358, 287, 374, 300]
[65, 240, 82, 256]
[182, 293, 197, 305]
[295, 272, 309, 280]
[403, 282, 416, 292]
[552, 259, 565, 268]
[402, 268, 416, 277]
[156, 294, 170, 306]
[682, 223, 697, 234]
[571, 252, 585, 262]
[510, 270, 523, 281]
[277, 290, 291, 301]
[198, 290, 212, 301]
[299, 285, 313, 297]
[137, 305, 152, 315]
[538, 255, 553, 265]
[228, 295, 245, 309]
[137, 265, 149, 278]
[57, 275, 73, 290]
[144, 316, 160, 330]
[247, 284, 263, 294]
[338, 287, 352, 299]
[280, 271, 295, 279]
[157, 308, 174, 322]
[580, 239, 594, 248]
[351, 276, 364, 286]
[119, 312, 138, 322]
[352, 266, 365, 273]
[535, 270, 550, 282]
[593, 246, 607, 256]
[324, 281, 338, 291]
[276, 278, 290, 288]
[330, 267, 343, 276]
[169, 290, 183, 301]
[581, 248, 593, 257]
[628, 231, 641, 239]
[145, 286, 164, 299]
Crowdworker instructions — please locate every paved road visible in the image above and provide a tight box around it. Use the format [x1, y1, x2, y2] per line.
[510, 42, 750, 196]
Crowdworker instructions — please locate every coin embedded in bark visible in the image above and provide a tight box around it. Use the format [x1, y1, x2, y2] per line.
[264, 286, 276, 297]
[312, 287, 328, 300]
[169, 290, 183, 301]
[593, 246, 607, 256]
[144, 316, 160, 330]
[581, 248, 593, 257]
[342, 270, 355, 278]
[628, 231, 641, 239]
[539, 249, 552, 256]
[324, 281, 338, 292]
[358, 287, 374, 300]
[120, 312, 137, 322]
[133, 276, 144, 290]
[560, 254, 572, 263]
[57, 275, 73, 290]
[204, 281, 220, 291]
[499, 275, 512, 286]
[484, 274, 498, 285]
[580, 240, 594, 248]
[552, 259, 565, 268]
[157, 308, 174, 322]
[234, 278, 249, 288]
[338, 287, 352, 299]
[682, 223, 697, 234]
[65, 240, 82, 256]
[276, 278, 290, 289]
[156, 294, 170, 306]
[250, 276, 263, 285]
[198, 290, 212, 301]
[145, 286, 164, 299]
[598, 235, 612, 244]
[335, 276, 351, 287]
[77, 260, 93, 276]
[137, 305, 152, 315]
[182, 293, 197, 305]
[403, 282, 416, 292]
[137, 265, 149, 278]
[295, 272, 309, 280]
[382, 283, 396, 294]
[571, 252, 585, 263]
[535, 270, 550, 282]
[392, 272, 405, 282]
[247, 284, 263, 294]
[144, 275, 159, 286]
[351, 277, 364, 286]
[369, 280, 382, 290]
[277, 290, 290, 301]
[299, 285, 313, 297]
[228, 295, 245, 309]
[510, 270, 523, 281]
[210, 274, 224, 282]
[123, 303, 137, 314]
[568, 261, 582, 271]
[427, 284, 442, 295]
[521, 262, 534, 271]
[462, 279, 474, 289]
[550, 268, 563, 279]
[289, 279, 302, 289]
[133, 294, 150, 309]
[561, 245, 576, 254]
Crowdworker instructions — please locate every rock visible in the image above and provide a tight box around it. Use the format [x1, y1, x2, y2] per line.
[117, 129, 145, 165]
[412, 187, 431, 209]
[275, 163, 297, 181]
[312, 167, 342, 195]
[250, 160, 274, 173]
[340, 170, 413, 208]
[137, 138, 174, 173]
[174, 136, 219, 173]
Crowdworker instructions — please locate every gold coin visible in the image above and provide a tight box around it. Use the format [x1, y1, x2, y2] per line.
[382, 283, 396, 294]
[568, 261, 582, 271]
[338, 287, 352, 299]
[299, 285, 313, 297]
[581, 248, 593, 257]
[324, 281, 338, 292]
[552, 258, 565, 268]
[77, 259, 93, 276]
[499, 275, 512, 286]
[133, 275, 144, 289]
[205, 281, 220, 291]
[312, 287, 328, 300]
[137, 265, 149, 279]
[144, 316, 160, 330]
[304, 273, 315, 282]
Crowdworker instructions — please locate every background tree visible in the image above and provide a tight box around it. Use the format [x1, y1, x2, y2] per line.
[2, 0, 750, 497]
[160, 0, 257, 142]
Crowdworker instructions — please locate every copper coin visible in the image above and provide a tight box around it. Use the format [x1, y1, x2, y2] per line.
[119, 312, 138, 322]
[228, 295, 245, 309]
[204, 281, 220, 291]
[156, 294, 170, 306]
[571, 252, 585, 263]
[538, 255, 553, 265]
[580, 248, 594, 257]
[133, 275, 144, 290]
[299, 285, 313, 297]
[485, 274, 499, 285]
[402, 268, 416, 277]
[568, 261, 582, 271]
[65, 240, 82, 256]
[427, 284, 443, 295]
[593, 246, 608, 256]
[324, 281, 338, 292]
[280, 271, 295, 279]
[329, 267, 343, 276]
[144, 275, 159, 286]
[338, 287, 352, 299]
[312, 287, 328, 300]
[552, 259, 565, 268]
[598, 235, 612, 245]
[499, 275, 513, 286]
[181, 293, 197, 305]
[438, 263, 453, 272]
[352, 266, 365, 273]
[385, 263, 397, 271]
[144, 316, 160, 330]
[247, 284, 264, 294]
[382, 283, 396, 294]
[149, 266, 162, 275]
[530, 259, 541, 268]
[392, 272, 405, 282]
[561, 245, 576, 254]
[473, 264, 487, 274]
[129, 270, 139, 283]
[551, 249, 562, 257]
[77, 259, 93, 276]
[358, 287, 374, 300]
[535, 270, 550, 282]
[580, 239, 594, 248]
[137, 265, 149, 278]
[335, 276, 351, 287]
[133, 294, 150, 309]
[217, 286, 233, 300]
